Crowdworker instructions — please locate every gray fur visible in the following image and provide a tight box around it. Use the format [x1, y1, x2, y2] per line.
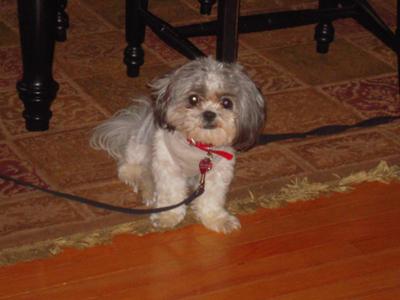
[90, 99, 154, 160]
[149, 57, 266, 151]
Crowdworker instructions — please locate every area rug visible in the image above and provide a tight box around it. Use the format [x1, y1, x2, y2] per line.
[1, 0, 400, 266]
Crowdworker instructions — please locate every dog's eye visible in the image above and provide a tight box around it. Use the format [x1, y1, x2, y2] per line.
[188, 95, 199, 106]
[221, 97, 233, 109]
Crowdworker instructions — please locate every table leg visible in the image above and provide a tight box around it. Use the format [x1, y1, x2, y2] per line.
[397, 0, 400, 90]
[16, 0, 59, 131]
[124, 0, 148, 77]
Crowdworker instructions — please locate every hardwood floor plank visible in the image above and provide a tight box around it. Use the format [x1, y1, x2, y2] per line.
[354, 286, 400, 299]
[182, 248, 400, 300]
[266, 268, 400, 300]
[2, 207, 399, 297]
[2, 182, 399, 296]
[351, 233, 400, 254]
[5, 214, 400, 300]
[1, 182, 400, 300]
[2, 243, 360, 299]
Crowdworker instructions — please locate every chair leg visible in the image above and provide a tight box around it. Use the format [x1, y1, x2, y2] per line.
[125, 0, 148, 77]
[55, 0, 69, 42]
[199, 0, 216, 15]
[396, 0, 400, 91]
[16, 0, 59, 131]
[216, 0, 240, 62]
[142, 9, 205, 59]
[314, 0, 336, 53]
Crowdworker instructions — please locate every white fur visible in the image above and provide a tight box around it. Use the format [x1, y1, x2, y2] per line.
[90, 57, 265, 233]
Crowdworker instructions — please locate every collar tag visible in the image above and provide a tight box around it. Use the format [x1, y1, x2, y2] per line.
[199, 157, 212, 187]
[199, 157, 213, 174]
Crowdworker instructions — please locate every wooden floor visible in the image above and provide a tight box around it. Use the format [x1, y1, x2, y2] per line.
[1, 181, 400, 299]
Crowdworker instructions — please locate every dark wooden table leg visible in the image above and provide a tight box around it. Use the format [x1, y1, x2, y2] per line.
[397, 0, 400, 90]
[55, 0, 69, 42]
[216, 0, 240, 63]
[124, 0, 148, 77]
[198, 0, 216, 15]
[314, 0, 337, 53]
[16, 0, 59, 131]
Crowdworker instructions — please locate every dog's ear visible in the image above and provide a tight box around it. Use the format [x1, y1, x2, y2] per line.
[232, 74, 266, 152]
[148, 73, 173, 129]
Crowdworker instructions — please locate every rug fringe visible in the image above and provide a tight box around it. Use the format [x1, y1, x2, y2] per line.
[1, 161, 400, 266]
[228, 161, 400, 212]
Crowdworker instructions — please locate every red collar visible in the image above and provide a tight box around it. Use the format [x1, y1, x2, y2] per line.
[187, 138, 234, 160]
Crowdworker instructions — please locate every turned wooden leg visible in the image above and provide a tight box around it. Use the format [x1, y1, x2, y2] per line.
[198, 0, 216, 15]
[124, 0, 148, 77]
[16, 0, 59, 131]
[216, 0, 240, 63]
[314, 0, 336, 53]
[397, 0, 400, 91]
[55, 0, 69, 42]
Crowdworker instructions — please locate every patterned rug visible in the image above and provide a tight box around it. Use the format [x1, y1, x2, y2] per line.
[1, 0, 400, 265]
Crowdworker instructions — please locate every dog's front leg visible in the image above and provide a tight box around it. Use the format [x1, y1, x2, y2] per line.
[193, 158, 240, 234]
[150, 151, 187, 229]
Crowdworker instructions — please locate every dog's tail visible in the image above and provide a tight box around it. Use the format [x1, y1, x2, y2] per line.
[90, 100, 155, 161]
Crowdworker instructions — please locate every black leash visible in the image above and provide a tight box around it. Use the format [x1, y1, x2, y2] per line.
[1, 114, 399, 215]
[0, 173, 204, 215]
[257, 115, 400, 144]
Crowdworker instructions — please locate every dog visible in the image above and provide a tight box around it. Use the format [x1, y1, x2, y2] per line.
[90, 57, 265, 233]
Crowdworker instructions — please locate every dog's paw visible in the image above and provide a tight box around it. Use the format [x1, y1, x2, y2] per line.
[201, 213, 241, 234]
[150, 209, 186, 229]
[140, 183, 155, 206]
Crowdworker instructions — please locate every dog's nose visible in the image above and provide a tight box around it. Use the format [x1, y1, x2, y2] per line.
[202, 110, 217, 122]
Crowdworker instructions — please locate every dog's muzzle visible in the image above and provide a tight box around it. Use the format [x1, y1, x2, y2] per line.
[202, 110, 217, 129]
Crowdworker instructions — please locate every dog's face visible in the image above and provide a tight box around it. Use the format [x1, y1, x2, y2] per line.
[150, 57, 265, 151]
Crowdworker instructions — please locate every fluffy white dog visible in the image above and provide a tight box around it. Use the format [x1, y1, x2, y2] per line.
[90, 57, 265, 233]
